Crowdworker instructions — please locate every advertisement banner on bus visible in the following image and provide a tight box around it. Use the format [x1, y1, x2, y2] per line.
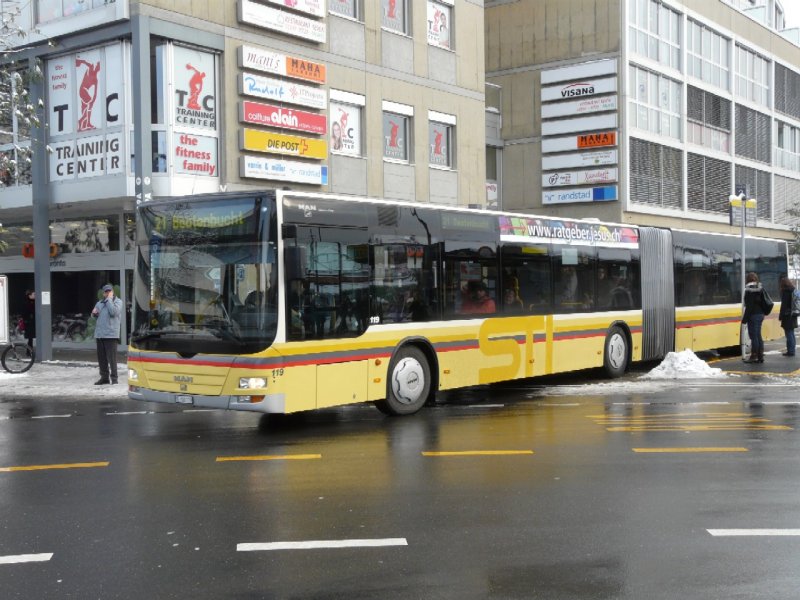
[499, 215, 638, 248]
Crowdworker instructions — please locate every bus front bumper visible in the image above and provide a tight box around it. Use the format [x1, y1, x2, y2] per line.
[128, 387, 286, 413]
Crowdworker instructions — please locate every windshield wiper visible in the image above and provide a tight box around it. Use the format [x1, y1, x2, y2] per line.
[131, 329, 193, 343]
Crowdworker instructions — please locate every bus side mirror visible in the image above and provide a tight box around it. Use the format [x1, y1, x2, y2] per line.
[282, 224, 297, 239]
[284, 246, 306, 281]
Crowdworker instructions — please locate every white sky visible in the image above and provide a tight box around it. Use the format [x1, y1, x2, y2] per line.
[785, 2, 800, 28]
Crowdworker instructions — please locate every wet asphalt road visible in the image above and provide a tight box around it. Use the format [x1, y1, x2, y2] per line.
[1, 365, 799, 599]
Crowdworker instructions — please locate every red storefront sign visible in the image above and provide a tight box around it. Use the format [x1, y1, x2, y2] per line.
[240, 100, 327, 135]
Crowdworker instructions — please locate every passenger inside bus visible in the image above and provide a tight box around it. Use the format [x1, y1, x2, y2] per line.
[503, 287, 525, 313]
[460, 280, 496, 314]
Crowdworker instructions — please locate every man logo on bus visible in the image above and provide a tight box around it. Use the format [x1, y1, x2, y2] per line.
[298, 203, 316, 217]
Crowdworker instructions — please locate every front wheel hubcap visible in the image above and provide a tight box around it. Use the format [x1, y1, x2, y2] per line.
[607, 334, 626, 370]
[392, 357, 425, 405]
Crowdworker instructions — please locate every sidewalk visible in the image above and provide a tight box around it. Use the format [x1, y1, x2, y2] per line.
[38, 346, 128, 368]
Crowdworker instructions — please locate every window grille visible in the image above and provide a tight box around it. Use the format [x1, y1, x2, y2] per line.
[687, 153, 731, 214]
[774, 175, 800, 227]
[630, 138, 682, 209]
[735, 164, 771, 219]
[735, 106, 771, 164]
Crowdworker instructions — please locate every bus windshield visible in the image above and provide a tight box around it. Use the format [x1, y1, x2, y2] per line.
[131, 194, 278, 355]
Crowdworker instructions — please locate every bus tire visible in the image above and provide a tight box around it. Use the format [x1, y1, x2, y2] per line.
[603, 325, 629, 378]
[375, 346, 431, 416]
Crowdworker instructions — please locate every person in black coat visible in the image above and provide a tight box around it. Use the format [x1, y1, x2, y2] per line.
[778, 275, 797, 357]
[22, 289, 35, 348]
[741, 272, 768, 363]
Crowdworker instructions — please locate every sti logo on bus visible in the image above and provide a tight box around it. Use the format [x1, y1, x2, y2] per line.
[560, 83, 595, 98]
[478, 315, 547, 384]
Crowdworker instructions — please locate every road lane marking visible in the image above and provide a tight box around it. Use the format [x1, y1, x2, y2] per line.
[106, 411, 152, 416]
[0, 461, 109, 472]
[422, 450, 534, 457]
[708, 529, 800, 536]
[633, 447, 749, 453]
[31, 414, 72, 419]
[238, 538, 408, 551]
[608, 425, 791, 431]
[0, 553, 53, 565]
[454, 404, 505, 409]
[216, 454, 321, 462]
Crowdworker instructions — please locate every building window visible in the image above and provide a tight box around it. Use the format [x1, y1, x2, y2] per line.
[774, 175, 800, 227]
[735, 45, 770, 108]
[775, 121, 800, 173]
[629, 138, 682, 210]
[628, 0, 681, 70]
[428, 113, 454, 168]
[383, 111, 410, 162]
[735, 164, 771, 219]
[687, 153, 731, 214]
[37, 0, 111, 24]
[628, 65, 681, 139]
[775, 64, 800, 121]
[0, 70, 32, 188]
[330, 0, 359, 19]
[686, 86, 731, 153]
[381, 0, 408, 34]
[735, 105, 771, 164]
[686, 20, 730, 90]
[143, 42, 220, 180]
[427, 1, 452, 50]
[330, 98, 363, 157]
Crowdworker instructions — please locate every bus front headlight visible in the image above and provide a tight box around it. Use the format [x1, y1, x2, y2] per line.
[239, 377, 267, 390]
[128, 368, 138, 380]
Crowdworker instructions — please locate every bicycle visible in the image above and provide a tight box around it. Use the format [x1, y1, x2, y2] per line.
[1, 341, 35, 373]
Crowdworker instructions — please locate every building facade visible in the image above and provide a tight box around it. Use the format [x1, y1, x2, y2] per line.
[0, 0, 487, 347]
[485, 0, 800, 242]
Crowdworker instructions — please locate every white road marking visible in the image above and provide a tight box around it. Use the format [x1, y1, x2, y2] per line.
[708, 529, 800, 536]
[0, 553, 53, 565]
[237, 538, 408, 551]
[182, 409, 216, 413]
[105, 411, 152, 416]
[31, 414, 72, 419]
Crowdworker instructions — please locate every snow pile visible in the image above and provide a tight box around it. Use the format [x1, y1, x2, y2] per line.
[640, 349, 726, 380]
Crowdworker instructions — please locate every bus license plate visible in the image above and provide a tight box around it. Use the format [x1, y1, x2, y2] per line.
[176, 394, 193, 405]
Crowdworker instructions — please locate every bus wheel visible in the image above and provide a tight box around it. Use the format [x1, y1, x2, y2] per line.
[375, 346, 431, 416]
[603, 326, 629, 378]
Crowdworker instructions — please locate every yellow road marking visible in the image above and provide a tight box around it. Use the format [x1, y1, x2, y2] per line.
[587, 412, 753, 419]
[216, 454, 321, 462]
[607, 425, 791, 431]
[0, 461, 109, 472]
[422, 450, 534, 457]
[632, 447, 749, 453]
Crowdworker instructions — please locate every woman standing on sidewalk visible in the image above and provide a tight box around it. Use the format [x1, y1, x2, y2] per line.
[742, 272, 769, 363]
[778, 275, 797, 357]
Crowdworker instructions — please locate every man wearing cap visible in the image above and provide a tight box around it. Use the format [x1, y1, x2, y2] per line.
[91, 284, 124, 384]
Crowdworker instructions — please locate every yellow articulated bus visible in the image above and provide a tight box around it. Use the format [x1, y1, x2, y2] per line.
[127, 190, 787, 415]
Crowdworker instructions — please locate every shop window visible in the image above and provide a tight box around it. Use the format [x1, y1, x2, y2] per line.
[383, 111, 410, 162]
[330, 99, 363, 157]
[50, 217, 121, 253]
[381, 0, 408, 34]
[429, 119, 453, 168]
[330, 0, 360, 20]
[427, 1, 452, 49]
